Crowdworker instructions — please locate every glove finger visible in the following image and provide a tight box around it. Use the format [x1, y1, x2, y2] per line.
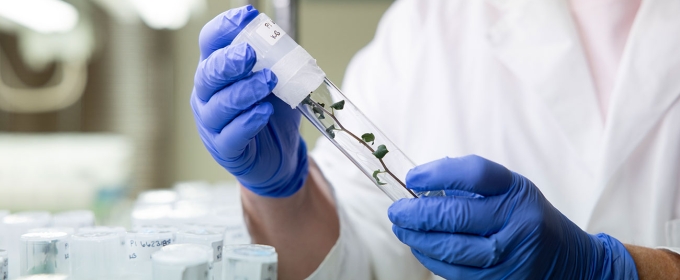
[199, 5, 259, 60]
[194, 43, 257, 102]
[410, 248, 485, 279]
[388, 196, 507, 236]
[213, 102, 274, 159]
[193, 69, 277, 131]
[393, 226, 506, 268]
[406, 155, 513, 196]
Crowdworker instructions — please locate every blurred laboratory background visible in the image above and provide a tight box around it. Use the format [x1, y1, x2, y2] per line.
[1, 1, 392, 278]
[0, 0, 392, 219]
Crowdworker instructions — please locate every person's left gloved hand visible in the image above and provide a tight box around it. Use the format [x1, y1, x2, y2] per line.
[388, 155, 639, 279]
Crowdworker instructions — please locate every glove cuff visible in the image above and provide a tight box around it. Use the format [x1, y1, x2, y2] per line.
[595, 233, 639, 280]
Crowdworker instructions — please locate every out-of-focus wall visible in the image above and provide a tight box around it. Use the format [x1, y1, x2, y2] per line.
[171, 0, 392, 183]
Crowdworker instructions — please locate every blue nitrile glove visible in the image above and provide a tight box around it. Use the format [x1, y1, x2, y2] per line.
[190, 6, 308, 197]
[388, 155, 639, 279]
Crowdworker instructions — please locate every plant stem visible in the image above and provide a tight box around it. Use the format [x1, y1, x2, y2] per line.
[309, 101, 417, 198]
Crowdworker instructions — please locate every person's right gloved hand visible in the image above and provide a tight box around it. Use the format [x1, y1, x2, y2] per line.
[190, 6, 308, 197]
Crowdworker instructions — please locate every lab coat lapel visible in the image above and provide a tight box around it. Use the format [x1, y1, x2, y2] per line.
[487, 0, 603, 172]
[599, 0, 680, 184]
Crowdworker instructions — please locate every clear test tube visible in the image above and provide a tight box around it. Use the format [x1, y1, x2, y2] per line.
[231, 12, 443, 201]
[52, 211, 95, 229]
[19, 232, 70, 276]
[124, 229, 175, 278]
[223, 245, 277, 280]
[1, 249, 8, 280]
[70, 232, 123, 280]
[175, 229, 223, 280]
[2, 211, 52, 279]
[152, 244, 211, 280]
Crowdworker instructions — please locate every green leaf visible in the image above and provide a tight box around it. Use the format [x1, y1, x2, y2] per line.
[372, 169, 386, 185]
[326, 125, 336, 139]
[330, 100, 345, 110]
[319, 103, 325, 108]
[301, 95, 313, 106]
[372, 144, 389, 159]
[313, 106, 325, 119]
[361, 133, 375, 145]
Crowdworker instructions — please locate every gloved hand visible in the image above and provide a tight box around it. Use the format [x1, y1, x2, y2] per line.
[388, 155, 639, 279]
[191, 6, 308, 197]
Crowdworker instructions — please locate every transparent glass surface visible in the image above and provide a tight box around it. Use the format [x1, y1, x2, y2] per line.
[298, 78, 438, 201]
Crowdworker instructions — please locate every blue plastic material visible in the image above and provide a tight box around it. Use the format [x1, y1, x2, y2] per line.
[191, 6, 308, 197]
[388, 155, 638, 279]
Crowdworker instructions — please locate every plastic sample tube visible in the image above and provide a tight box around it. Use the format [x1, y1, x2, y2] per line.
[52, 211, 95, 229]
[1, 249, 8, 280]
[152, 244, 211, 280]
[175, 229, 223, 280]
[223, 245, 277, 280]
[231, 13, 443, 201]
[70, 232, 123, 280]
[2, 211, 52, 279]
[124, 229, 175, 278]
[19, 232, 70, 276]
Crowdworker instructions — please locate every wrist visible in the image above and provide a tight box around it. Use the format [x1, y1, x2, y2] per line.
[593, 233, 639, 280]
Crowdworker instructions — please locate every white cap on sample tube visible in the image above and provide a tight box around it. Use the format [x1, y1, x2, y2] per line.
[19, 232, 70, 276]
[76, 226, 126, 247]
[175, 229, 223, 280]
[1, 249, 8, 280]
[136, 190, 179, 206]
[77, 226, 125, 234]
[124, 229, 174, 278]
[210, 207, 251, 246]
[70, 232, 123, 280]
[15, 274, 69, 280]
[28, 228, 75, 235]
[152, 244, 211, 280]
[131, 204, 173, 227]
[173, 181, 213, 202]
[2, 211, 52, 279]
[231, 12, 326, 108]
[52, 211, 94, 229]
[223, 245, 277, 280]
[167, 201, 210, 227]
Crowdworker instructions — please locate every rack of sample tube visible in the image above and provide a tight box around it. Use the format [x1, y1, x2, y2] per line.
[0, 181, 278, 280]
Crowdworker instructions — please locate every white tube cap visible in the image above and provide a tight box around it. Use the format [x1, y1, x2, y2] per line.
[232, 13, 326, 108]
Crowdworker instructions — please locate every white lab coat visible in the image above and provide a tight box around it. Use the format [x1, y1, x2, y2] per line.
[306, 0, 680, 279]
